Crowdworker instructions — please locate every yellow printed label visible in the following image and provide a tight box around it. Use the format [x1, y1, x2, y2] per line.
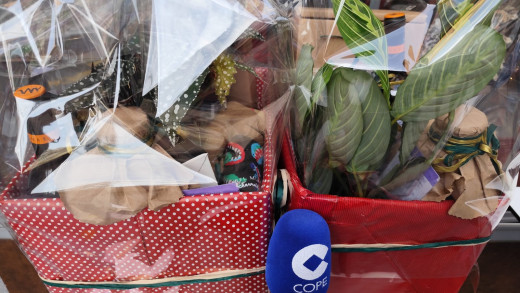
[14, 85, 46, 100]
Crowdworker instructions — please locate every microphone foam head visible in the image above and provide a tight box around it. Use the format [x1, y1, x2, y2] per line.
[266, 209, 331, 293]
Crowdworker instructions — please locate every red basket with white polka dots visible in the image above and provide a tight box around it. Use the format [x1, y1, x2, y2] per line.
[0, 107, 284, 292]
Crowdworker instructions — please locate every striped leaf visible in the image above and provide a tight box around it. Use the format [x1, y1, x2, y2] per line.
[307, 165, 333, 194]
[310, 63, 334, 111]
[294, 44, 314, 132]
[331, 0, 390, 105]
[391, 25, 506, 123]
[326, 68, 363, 167]
[347, 70, 391, 172]
[438, 0, 475, 37]
[382, 160, 431, 192]
[399, 120, 428, 163]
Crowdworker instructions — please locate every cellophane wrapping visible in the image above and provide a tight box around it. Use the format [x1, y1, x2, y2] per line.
[288, 0, 520, 292]
[0, 0, 295, 292]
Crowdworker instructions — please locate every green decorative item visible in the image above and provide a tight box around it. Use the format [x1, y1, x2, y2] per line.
[159, 69, 209, 142]
[212, 54, 238, 105]
[63, 63, 105, 113]
[238, 27, 265, 41]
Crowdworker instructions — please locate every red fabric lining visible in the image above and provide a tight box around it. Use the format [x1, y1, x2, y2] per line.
[282, 133, 491, 293]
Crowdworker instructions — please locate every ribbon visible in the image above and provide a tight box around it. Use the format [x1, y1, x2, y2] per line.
[332, 236, 490, 253]
[41, 267, 265, 289]
[428, 124, 501, 174]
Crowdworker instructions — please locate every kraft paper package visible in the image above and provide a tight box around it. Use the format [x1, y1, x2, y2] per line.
[0, 1, 295, 291]
[285, 0, 520, 292]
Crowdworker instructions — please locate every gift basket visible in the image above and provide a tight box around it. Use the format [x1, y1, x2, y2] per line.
[0, 0, 295, 292]
[285, 0, 520, 292]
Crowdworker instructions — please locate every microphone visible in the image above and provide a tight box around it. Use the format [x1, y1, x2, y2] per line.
[266, 209, 331, 293]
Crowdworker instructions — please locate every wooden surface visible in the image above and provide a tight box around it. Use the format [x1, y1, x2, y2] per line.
[0, 240, 47, 293]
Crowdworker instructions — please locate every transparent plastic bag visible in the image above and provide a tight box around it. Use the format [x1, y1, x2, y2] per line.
[288, 0, 520, 291]
[0, 0, 294, 290]
[292, 0, 520, 220]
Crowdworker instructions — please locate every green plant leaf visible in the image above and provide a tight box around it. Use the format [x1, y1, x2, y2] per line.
[305, 121, 331, 184]
[310, 63, 334, 112]
[347, 70, 391, 172]
[331, 0, 390, 106]
[304, 114, 334, 195]
[381, 159, 431, 192]
[391, 25, 506, 123]
[438, 0, 474, 38]
[399, 121, 428, 163]
[294, 44, 314, 132]
[307, 165, 333, 194]
[326, 68, 363, 167]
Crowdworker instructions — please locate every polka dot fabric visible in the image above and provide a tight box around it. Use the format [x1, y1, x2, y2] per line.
[0, 119, 276, 292]
[0, 196, 150, 282]
[137, 191, 271, 279]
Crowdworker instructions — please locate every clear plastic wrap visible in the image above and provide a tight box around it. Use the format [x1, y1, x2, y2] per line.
[0, 0, 294, 291]
[287, 0, 520, 292]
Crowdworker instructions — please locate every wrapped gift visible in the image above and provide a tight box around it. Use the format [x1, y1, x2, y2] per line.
[0, 131, 276, 292]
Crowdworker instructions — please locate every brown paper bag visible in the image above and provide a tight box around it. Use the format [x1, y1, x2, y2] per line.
[418, 106, 501, 219]
[184, 101, 266, 162]
[59, 107, 185, 225]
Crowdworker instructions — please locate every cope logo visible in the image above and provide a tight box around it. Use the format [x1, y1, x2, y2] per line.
[291, 244, 329, 293]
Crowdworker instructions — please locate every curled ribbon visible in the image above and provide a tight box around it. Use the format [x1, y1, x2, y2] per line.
[429, 124, 501, 174]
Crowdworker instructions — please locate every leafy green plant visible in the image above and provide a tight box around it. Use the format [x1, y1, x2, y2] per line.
[393, 25, 505, 161]
[293, 0, 507, 197]
[438, 0, 475, 37]
[326, 68, 364, 168]
[294, 44, 315, 134]
[331, 0, 390, 107]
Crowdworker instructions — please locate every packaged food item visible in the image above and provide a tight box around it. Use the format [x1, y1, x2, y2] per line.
[419, 106, 502, 219]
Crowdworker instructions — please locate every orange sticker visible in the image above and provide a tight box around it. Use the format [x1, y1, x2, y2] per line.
[14, 85, 46, 100]
[28, 133, 59, 145]
[384, 12, 405, 19]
